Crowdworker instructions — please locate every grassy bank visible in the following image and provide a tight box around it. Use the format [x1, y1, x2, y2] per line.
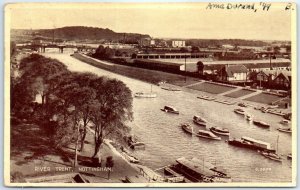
[187, 82, 235, 94]
[225, 89, 254, 98]
[73, 53, 198, 85]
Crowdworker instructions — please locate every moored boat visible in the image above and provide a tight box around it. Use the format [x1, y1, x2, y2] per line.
[209, 127, 230, 136]
[253, 120, 270, 128]
[246, 114, 253, 121]
[197, 95, 216, 101]
[238, 102, 247, 107]
[227, 136, 275, 153]
[196, 129, 221, 140]
[167, 157, 232, 183]
[161, 106, 179, 114]
[193, 115, 207, 126]
[134, 85, 157, 98]
[125, 136, 146, 150]
[134, 92, 157, 98]
[181, 123, 194, 135]
[279, 119, 290, 125]
[161, 86, 181, 91]
[260, 151, 282, 162]
[121, 151, 140, 163]
[234, 108, 245, 115]
[287, 153, 292, 160]
[277, 127, 292, 133]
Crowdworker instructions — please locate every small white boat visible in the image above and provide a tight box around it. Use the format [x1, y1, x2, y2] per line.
[134, 92, 157, 98]
[197, 95, 216, 101]
[196, 129, 221, 140]
[279, 120, 290, 125]
[210, 127, 230, 136]
[134, 85, 157, 98]
[234, 108, 245, 115]
[161, 86, 181, 91]
[246, 114, 253, 121]
[121, 152, 140, 163]
[277, 127, 292, 133]
[193, 115, 207, 126]
[260, 151, 282, 162]
[161, 106, 179, 114]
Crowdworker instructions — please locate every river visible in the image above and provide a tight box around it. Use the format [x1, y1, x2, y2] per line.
[44, 52, 292, 183]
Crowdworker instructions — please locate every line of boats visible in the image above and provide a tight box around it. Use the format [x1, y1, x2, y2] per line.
[178, 113, 291, 163]
[234, 108, 292, 133]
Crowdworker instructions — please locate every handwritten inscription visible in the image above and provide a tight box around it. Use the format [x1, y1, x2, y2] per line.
[206, 2, 278, 12]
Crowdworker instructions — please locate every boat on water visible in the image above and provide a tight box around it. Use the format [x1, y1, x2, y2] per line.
[196, 129, 221, 140]
[245, 114, 253, 121]
[166, 157, 232, 183]
[161, 106, 179, 114]
[193, 115, 207, 126]
[253, 120, 270, 128]
[279, 119, 290, 125]
[161, 86, 181, 91]
[234, 108, 245, 115]
[277, 127, 292, 133]
[181, 123, 194, 135]
[287, 153, 292, 160]
[124, 136, 146, 150]
[260, 135, 282, 162]
[121, 152, 140, 163]
[238, 102, 248, 107]
[134, 85, 157, 98]
[134, 92, 157, 98]
[209, 127, 230, 136]
[197, 95, 216, 101]
[260, 151, 282, 162]
[227, 136, 276, 153]
[163, 167, 186, 183]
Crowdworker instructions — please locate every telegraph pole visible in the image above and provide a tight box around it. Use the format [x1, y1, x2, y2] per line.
[185, 54, 187, 83]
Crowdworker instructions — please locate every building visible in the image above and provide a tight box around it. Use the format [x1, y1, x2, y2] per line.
[140, 38, 155, 47]
[172, 40, 186, 48]
[273, 71, 291, 89]
[217, 65, 248, 83]
[199, 59, 291, 75]
[135, 52, 212, 59]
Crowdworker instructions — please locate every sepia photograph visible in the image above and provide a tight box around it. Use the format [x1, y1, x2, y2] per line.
[4, 2, 296, 187]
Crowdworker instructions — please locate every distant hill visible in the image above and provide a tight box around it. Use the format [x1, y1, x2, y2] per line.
[11, 26, 151, 43]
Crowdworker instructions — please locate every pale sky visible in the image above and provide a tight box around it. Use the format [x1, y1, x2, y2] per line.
[7, 3, 293, 41]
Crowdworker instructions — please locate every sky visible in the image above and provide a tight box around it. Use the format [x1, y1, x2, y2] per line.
[7, 3, 294, 41]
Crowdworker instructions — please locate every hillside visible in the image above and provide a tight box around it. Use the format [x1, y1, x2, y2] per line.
[11, 26, 151, 43]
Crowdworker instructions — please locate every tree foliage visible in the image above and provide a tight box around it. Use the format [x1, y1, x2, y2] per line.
[13, 54, 133, 159]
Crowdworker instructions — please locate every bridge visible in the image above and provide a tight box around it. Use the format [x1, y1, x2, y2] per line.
[17, 42, 97, 53]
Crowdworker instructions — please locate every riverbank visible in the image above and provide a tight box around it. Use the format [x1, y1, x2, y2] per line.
[73, 53, 290, 115]
[72, 53, 198, 85]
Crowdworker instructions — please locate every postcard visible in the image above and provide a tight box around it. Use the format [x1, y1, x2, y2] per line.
[4, 2, 296, 187]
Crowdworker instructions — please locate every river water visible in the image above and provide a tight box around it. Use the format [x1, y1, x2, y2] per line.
[44, 52, 292, 183]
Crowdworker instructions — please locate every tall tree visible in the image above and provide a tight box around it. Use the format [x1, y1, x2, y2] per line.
[90, 77, 133, 158]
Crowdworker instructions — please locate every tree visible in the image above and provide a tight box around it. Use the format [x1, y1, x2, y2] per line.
[90, 77, 133, 158]
[14, 54, 69, 121]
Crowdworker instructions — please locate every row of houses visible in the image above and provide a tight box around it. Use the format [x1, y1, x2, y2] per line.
[204, 64, 291, 90]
